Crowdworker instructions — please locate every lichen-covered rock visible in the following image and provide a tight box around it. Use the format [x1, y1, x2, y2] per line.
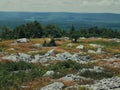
[86, 76, 120, 90]
[43, 71, 55, 77]
[16, 38, 29, 43]
[76, 45, 84, 50]
[67, 43, 73, 48]
[89, 44, 104, 48]
[44, 49, 55, 56]
[40, 82, 64, 90]
[79, 66, 104, 73]
[33, 44, 42, 48]
[2, 53, 32, 62]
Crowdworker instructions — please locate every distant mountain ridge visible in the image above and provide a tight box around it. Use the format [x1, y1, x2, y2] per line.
[0, 12, 120, 30]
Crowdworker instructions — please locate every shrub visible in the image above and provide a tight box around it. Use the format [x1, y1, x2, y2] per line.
[43, 38, 56, 47]
[0, 61, 46, 89]
[48, 38, 56, 46]
[79, 70, 113, 80]
[50, 60, 95, 78]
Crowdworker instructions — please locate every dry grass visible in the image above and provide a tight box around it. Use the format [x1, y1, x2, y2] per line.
[0, 38, 120, 59]
[23, 77, 51, 90]
[62, 81, 75, 87]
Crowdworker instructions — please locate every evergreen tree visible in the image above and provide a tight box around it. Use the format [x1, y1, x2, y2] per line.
[69, 25, 79, 43]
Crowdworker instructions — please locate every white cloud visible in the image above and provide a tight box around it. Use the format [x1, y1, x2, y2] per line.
[0, 0, 120, 13]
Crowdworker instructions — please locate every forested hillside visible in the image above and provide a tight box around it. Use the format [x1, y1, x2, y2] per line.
[0, 12, 120, 29]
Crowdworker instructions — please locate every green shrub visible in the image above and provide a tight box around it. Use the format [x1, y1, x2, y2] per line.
[0, 61, 46, 89]
[50, 60, 95, 78]
[43, 38, 56, 47]
[79, 70, 113, 80]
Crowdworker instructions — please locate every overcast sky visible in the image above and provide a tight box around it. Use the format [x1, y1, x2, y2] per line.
[0, 0, 120, 13]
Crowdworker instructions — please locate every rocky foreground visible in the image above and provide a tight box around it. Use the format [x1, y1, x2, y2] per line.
[40, 76, 120, 90]
[0, 38, 120, 90]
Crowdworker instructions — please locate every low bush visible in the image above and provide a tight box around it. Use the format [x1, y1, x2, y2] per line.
[79, 70, 113, 80]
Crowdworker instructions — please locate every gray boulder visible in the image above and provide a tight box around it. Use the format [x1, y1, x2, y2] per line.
[59, 74, 91, 82]
[79, 66, 104, 73]
[88, 48, 103, 54]
[89, 76, 120, 90]
[76, 45, 84, 50]
[40, 82, 64, 90]
[44, 49, 55, 56]
[114, 54, 120, 58]
[89, 44, 104, 48]
[88, 50, 96, 54]
[67, 43, 73, 48]
[96, 48, 102, 54]
[16, 38, 29, 43]
[2, 53, 32, 62]
[2, 54, 18, 61]
[56, 52, 72, 61]
[43, 71, 55, 77]
[33, 44, 42, 48]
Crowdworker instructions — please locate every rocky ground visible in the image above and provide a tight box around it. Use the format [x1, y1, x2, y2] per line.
[0, 37, 120, 90]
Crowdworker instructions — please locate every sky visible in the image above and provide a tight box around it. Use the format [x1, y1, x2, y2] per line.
[0, 0, 120, 13]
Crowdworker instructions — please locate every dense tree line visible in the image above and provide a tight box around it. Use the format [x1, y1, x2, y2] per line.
[0, 21, 120, 40]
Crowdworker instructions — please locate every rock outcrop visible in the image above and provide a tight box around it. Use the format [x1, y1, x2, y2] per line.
[88, 76, 120, 90]
[43, 71, 55, 77]
[16, 38, 29, 43]
[76, 45, 84, 50]
[40, 82, 64, 90]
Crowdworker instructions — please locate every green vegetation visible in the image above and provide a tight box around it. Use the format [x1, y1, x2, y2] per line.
[0, 61, 46, 90]
[78, 86, 92, 90]
[43, 38, 56, 47]
[0, 60, 116, 89]
[0, 21, 120, 40]
[79, 70, 113, 80]
[50, 60, 95, 78]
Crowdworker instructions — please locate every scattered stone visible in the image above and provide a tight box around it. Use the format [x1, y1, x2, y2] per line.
[44, 49, 55, 56]
[56, 52, 91, 63]
[33, 44, 42, 48]
[8, 48, 15, 51]
[96, 48, 102, 54]
[88, 76, 120, 90]
[64, 37, 69, 40]
[33, 54, 57, 63]
[89, 44, 104, 48]
[88, 48, 103, 54]
[19, 86, 31, 89]
[88, 50, 96, 54]
[10, 42, 18, 46]
[56, 52, 72, 61]
[76, 45, 84, 50]
[67, 43, 73, 48]
[2, 54, 18, 61]
[114, 54, 120, 58]
[79, 66, 104, 73]
[2, 53, 32, 62]
[59, 74, 91, 82]
[97, 38, 102, 40]
[43, 71, 55, 77]
[2, 50, 92, 63]
[40, 82, 64, 90]
[79, 37, 86, 39]
[16, 38, 29, 43]
[109, 38, 120, 43]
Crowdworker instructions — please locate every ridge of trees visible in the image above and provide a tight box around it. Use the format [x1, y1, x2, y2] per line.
[0, 21, 120, 40]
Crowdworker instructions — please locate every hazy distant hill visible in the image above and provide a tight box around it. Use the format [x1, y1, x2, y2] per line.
[0, 12, 120, 30]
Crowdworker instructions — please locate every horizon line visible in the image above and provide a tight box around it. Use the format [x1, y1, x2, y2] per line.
[0, 11, 120, 14]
